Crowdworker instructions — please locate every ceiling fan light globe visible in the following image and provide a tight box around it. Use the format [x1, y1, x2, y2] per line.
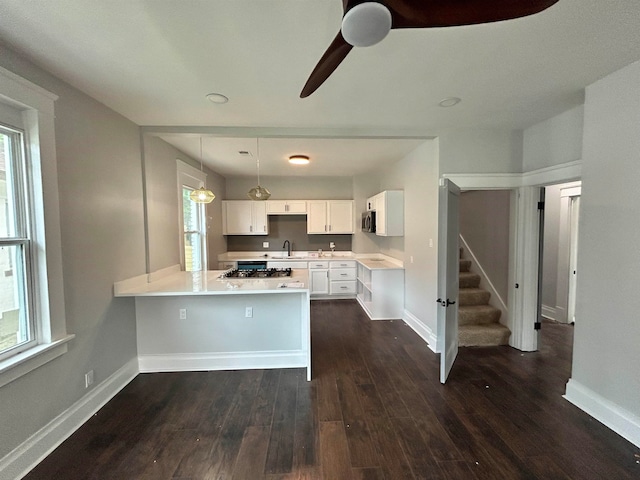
[341, 2, 392, 47]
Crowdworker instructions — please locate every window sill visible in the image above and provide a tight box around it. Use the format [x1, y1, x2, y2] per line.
[0, 335, 75, 389]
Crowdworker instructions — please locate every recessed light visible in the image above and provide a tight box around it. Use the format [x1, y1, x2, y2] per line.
[206, 93, 229, 104]
[439, 97, 461, 108]
[289, 155, 310, 165]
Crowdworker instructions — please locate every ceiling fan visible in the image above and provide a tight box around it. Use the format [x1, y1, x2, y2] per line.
[300, 0, 560, 98]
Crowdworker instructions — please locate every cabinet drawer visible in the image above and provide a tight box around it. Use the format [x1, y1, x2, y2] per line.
[330, 260, 356, 269]
[329, 268, 356, 281]
[268, 261, 307, 269]
[330, 280, 356, 294]
[309, 261, 329, 269]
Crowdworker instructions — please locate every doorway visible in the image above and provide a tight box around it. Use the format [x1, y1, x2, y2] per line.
[540, 182, 582, 326]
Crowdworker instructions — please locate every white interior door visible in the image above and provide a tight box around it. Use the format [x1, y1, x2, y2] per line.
[437, 179, 460, 384]
[567, 195, 580, 324]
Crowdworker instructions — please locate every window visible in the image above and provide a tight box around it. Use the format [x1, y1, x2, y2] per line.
[0, 125, 34, 360]
[177, 161, 208, 271]
[0, 65, 71, 386]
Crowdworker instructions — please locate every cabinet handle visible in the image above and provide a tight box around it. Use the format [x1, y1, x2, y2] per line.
[324, 225, 327, 232]
[250, 225, 253, 232]
[263, 225, 266, 232]
[329, 225, 332, 231]
[340, 273, 347, 276]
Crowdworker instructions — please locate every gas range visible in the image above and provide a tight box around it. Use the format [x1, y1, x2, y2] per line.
[221, 268, 293, 279]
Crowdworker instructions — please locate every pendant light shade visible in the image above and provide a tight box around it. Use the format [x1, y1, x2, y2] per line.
[247, 138, 271, 201]
[190, 137, 215, 204]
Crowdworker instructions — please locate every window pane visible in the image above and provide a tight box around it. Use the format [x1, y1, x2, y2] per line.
[0, 132, 20, 238]
[0, 244, 31, 353]
[182, 187, 204, 272]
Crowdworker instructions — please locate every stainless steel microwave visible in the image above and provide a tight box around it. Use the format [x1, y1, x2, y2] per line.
[361, 211, 376, 233]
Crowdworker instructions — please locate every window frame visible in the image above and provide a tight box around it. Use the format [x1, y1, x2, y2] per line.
[0, 65, 72, 388]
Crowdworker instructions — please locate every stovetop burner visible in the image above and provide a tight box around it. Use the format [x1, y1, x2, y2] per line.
[221, 268, 292, 279]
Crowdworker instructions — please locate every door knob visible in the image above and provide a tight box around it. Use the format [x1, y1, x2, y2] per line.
[446, 299, 456, 306]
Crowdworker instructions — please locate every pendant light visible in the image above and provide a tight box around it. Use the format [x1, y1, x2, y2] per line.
[247, 138, 271, 201]
[189, 137, 215, 204]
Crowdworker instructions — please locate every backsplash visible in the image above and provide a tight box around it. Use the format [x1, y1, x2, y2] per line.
[226, 215, 352, 252]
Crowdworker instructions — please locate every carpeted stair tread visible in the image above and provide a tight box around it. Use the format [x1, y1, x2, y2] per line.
[459, 259, 472, 272]
[459, 288, 491, 306]
[459, 271, 481, 288]
[458, 304, 501, 325]
[459, 324, 511, 347]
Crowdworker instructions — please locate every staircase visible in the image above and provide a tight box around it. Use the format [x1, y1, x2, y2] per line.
[458, 252, 511, 347]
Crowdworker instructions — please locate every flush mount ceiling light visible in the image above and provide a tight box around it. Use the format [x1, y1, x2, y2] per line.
[189, 137, 216, 204]
[341, 2, 392, 47]
[206, 92, 229, 104]
[439, 97, 462, 108]
[247, 138, 271, 201]
[288, 155, 310, 165]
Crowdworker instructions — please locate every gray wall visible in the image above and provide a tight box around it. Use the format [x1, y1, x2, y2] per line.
[224, 176, 352, 200]
[571, 59, 640, 417]
[226, 215, 352, 252]
[523, 105, 584, 172]
[438, 128, 524, 174]
[144, 135, 227, 271]
[459, 190, 510, 302]
[0, 43, 144, 459]
[353, 140, 439, 334]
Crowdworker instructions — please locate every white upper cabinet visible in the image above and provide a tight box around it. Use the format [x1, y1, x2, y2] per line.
[266, 200, 307, 215]
[366, 190, 404, 236]
[307, 200, 354, 234]
[222, 201, 268, 235]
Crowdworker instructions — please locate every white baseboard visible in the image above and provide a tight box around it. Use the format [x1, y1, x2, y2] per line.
[403, 310, 438, 353]
[0, 358, 139, 480]
[564, 379, 640, 448]
[138, 350, 307, 373]
[541, 304, 557, 321]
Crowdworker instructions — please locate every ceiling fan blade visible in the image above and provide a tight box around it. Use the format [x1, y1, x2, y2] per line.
[300, 31, 353, 98]
[388, 0, 560, 29]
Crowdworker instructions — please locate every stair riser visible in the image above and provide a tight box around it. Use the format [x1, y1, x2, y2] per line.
[459, 290, 491, 306]
[459, 329, 510, 347]
[459, 259, 471, 272]
[459, 274, 481, 288]
[458, 308, 501, 326]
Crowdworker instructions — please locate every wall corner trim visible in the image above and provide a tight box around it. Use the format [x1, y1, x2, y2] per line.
[564, 378, 640, 448]
[0, 358, 139, 480]
[403, 310, 438, 353]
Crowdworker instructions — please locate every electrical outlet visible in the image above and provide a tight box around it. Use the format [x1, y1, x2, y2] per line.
[262, 241, 269, 248]
[85, 370, 94, 388]
[410, 256, 414, 264]
[245, 307, 253, 318]
[429, 238, 434, 248]
[179, 308, 187, 320]
[329, 242, 335, 249]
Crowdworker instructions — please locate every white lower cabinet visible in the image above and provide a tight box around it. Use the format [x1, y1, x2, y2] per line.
[329, 260, 356, 296]
[356, 263, 404, 319]
[309, 261, 329, 295]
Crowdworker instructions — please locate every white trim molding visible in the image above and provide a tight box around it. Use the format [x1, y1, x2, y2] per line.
[403, 310, 438, 353]
[138, 350, 308, 373]
[541, 305, 557, 321]
[565, 379, 640, 448]
[0, 358, 139, 480]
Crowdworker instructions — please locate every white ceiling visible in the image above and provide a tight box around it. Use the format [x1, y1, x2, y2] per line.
[1, 0, 640, 176]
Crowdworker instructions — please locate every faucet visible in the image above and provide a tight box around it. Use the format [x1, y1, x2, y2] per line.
[282, 240, 291, 257]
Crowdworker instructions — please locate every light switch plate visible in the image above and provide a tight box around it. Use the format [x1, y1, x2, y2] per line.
[263, 242, 269, 248]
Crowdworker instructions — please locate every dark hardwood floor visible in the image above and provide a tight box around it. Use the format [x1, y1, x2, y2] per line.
[24, 301, 639, 479]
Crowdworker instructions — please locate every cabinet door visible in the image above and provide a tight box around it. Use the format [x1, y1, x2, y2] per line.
[251, 201, 268, 234]
[309, 269, 329, 294]
[328, 201, 354, 233]
[307, 201, 328, 234]
[223, 201, 253, 234]
[287, 200, 307, 214]
[266, 201, 287, 214]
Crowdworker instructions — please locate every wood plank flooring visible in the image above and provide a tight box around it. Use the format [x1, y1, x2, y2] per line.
[23, 301, 640, 479]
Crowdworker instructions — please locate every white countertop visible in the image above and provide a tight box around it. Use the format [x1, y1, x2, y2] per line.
[115, 269, 309, 297]
[356, 258, 404, 270]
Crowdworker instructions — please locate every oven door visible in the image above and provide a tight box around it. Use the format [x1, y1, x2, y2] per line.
[237, 260, 268, 271]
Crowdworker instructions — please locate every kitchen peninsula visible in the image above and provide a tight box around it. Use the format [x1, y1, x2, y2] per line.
[114, 267, 311, 380]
